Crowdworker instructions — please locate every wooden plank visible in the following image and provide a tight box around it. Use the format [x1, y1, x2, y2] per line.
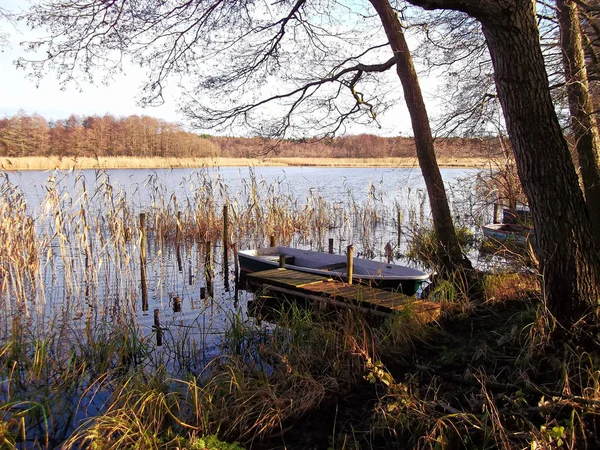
[245, 268, 441, 322]
[247, 269, 330, 288]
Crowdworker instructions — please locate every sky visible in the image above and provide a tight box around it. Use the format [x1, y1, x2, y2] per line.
[1, 23, 183, 124]
[0, 0, 435, 136]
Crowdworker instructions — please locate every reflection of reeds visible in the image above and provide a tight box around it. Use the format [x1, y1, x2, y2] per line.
[0, 168, 417, 327]
[0, 168, 436, 446]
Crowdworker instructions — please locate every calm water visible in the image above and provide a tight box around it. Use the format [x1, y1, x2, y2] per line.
[2, 166, 484, 366]
[1, 165, 493, 441]
[6, 166, 472, 208]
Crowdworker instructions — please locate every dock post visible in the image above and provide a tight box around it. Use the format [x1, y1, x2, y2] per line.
[346, 244, 354, 285]
[154, 309, 162, 346]
[139, 213, 148, 311]
[493, 203, 500, 224]
[270, 235, 276, 247]
[328, 238, 334, 254]
[279, 253, 286, 268]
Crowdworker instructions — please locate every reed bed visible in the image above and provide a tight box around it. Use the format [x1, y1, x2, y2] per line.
[2, 167, 580, 450]
[0, 156, 491, 172]
[0, 168, 426, 447]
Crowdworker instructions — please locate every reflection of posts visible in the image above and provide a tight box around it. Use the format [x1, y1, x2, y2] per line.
[233, 243, 240, 284]
[204, 240, 214, 298]
[153, 309, 162, 346]
[346, 244, 354, 285]
[140, 213, 148, 311]
[329, 238, 334, 254]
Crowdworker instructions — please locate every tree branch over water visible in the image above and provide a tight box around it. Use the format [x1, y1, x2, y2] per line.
[19, 0, 402, 138]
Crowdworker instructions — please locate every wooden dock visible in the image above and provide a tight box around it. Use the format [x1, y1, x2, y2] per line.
[245, 268, 440, 322]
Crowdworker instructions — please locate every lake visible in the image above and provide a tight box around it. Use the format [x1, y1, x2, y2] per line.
[1, 165, 485, 367]
[1, 165, 494, 443]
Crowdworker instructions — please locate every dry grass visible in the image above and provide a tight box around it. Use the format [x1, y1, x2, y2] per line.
[0, 156, 491, 171]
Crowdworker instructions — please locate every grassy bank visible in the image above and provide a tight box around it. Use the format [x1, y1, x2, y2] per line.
[0, 156, 491, 171]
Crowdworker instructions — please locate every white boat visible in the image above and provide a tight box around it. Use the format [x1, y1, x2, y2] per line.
[238, 246, 429, 295]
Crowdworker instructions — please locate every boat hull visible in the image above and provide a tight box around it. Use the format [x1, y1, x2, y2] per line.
[238, 247, 429, 295]
[482, 223, 533, 245]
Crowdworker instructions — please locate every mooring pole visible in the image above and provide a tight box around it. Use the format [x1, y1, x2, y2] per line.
[328, 238, 334, 254]
[176, 211, 183, 272]
[154, 309, 162, 346]
[223, 204, 229, 267]
[346, 244, 354, 285]
[140, 213, 148, 311]
[270, 235, 276, 248]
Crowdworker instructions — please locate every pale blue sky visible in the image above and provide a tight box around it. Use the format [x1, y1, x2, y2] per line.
[0, 0, 437, 136]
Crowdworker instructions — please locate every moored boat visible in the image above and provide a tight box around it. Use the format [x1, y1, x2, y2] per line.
[481, 223, 534, 245]
[238, 246, 429, 295]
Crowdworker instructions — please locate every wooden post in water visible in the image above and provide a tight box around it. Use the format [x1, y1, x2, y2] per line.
[223, 204, 230, 291]
[139, 213, 149, 311]
[270, 235, 276, 247]
[223, 205, 229, 264]
[328, 238, 334, 254]
[279, 253, 286, 268]
[173, 296, 182, 313]
[176, 211, 183, 272]
[346, 244, 354, 285]
[154, 309, 162, 346]
[205, 241, 213, 277]
[493, 203, 501, 224]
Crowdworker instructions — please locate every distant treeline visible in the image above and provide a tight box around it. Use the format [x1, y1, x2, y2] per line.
[0, 112, 501, 159]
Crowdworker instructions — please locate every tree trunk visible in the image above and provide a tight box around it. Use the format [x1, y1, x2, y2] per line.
[478, 0, 600, 324]
[369, 0, 473, 280]
[557, 0, 600, 248]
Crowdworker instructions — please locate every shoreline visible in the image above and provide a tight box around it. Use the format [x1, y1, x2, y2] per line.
[0, 156, 492, 171]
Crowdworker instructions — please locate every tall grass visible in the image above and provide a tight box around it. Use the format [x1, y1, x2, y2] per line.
[1, 167, 435, 447]
[3, 166, 570, 449]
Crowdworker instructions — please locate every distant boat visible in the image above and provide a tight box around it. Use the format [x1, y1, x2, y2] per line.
[481, 223, 534, 245]
[238, 246, 429, 295]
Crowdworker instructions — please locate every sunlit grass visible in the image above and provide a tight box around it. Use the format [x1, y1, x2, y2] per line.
[0, 156, 491, 172]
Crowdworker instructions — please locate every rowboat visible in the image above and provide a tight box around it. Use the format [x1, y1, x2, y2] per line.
[481, 223, 534, 245]
[237, 246, 429, 295]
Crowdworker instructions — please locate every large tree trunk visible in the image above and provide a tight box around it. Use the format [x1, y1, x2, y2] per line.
[369, 0, 473, 280]
[478, 0, 600, 324]
[557, 0, 600, 247]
